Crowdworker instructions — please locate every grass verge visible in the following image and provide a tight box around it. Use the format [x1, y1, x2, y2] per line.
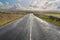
[0, 13, 26, 26]
[45, 13, 60, 18]
[34, 13, 60, 26]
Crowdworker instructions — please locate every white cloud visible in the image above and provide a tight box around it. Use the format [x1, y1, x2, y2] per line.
[0, 2, 13, 9]
[0, 2, 27, 11]
[29, 0, 60, 10]
[0, 0, 60, 11]
[18, 0, 22, 2]
[0, 2, 4, 7]
[14, 3, 26, 10]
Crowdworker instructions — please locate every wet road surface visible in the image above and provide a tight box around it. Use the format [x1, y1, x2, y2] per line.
[0, 14, 60, 40]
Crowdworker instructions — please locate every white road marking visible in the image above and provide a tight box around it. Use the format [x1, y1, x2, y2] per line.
[30, 23, 32, 40]
[29, 13, 33, 40]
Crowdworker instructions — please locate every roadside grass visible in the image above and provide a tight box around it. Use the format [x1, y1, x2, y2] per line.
[34, 13, 60, 26]
[45, 13, 60, 18]
[0, 13, 26, 26]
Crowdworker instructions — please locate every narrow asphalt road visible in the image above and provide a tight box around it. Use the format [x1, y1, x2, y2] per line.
[0, 14, 60, 40]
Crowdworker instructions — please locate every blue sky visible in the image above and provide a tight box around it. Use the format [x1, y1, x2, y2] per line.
[0, 0, 15, 5]
[0, 0, 33, 7]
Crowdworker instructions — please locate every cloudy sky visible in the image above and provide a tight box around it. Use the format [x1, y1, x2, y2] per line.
[0, 0, 60, 11]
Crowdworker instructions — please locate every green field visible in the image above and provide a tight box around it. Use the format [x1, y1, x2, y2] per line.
[0, 12, 26, 26]
[34, 13, 60, 26]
